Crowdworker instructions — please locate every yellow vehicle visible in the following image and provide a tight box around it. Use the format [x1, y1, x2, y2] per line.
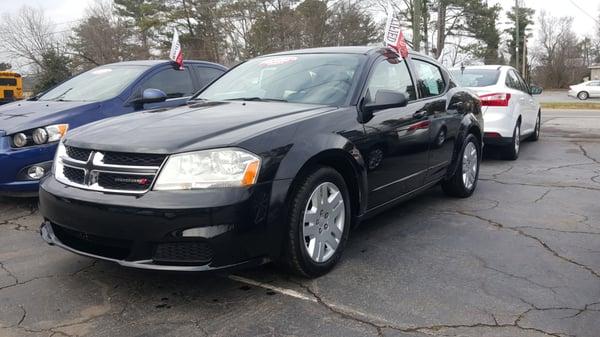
[0, 71, 23, 104]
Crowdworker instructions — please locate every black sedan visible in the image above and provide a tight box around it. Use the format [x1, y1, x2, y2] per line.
[39, 46, 483, 278]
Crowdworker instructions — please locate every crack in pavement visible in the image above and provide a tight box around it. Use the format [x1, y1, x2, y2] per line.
[479, 178, 600, 192]
[285, 279, 567, 337]
[513, 226, 600, 236]
[575, 142, 600, 165]
[0, 260, 98, 292]
[471, 254, 561, 297]
[445, 210, 600, 280]
[534, 189, 552, 203]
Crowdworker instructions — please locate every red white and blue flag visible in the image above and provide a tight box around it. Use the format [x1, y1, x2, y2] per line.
[383, 3, 409, 58]
[169, 29, 184, 70]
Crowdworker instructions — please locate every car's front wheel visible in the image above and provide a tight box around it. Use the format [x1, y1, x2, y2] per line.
[442, 133, 481, 198]
[283, 166, 351, 278]
[578, 91, 589, 100]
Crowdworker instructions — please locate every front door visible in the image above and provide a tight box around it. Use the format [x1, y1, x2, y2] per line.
[357, 56, 431, 209]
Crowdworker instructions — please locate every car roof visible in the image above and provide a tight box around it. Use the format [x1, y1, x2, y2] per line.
[449, 65, 513, 71]
[100, 60, 226, 69]
[265, 46, 435, 60]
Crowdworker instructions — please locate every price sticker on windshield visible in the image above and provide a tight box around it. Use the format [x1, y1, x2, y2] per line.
[259, 56, 298, 67]
[91, 68, 113, 75]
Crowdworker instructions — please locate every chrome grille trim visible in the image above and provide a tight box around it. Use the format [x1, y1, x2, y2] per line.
[56, 147, 166, 194]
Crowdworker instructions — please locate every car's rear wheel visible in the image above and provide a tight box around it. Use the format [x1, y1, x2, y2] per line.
[502, 122, 521, 160]
[282, 166, 351, 277]
[578, 91, 589, 100]
[530, 111, 541, 141]
[442, 133, 480, 198]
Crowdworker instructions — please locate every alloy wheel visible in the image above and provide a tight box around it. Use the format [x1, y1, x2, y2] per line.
[462, 142, 478, 190]
[302, 182, 345, 263]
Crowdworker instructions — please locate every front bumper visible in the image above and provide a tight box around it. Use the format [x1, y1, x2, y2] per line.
[0, 136, 57, 194]
[39, 176, 292, 271]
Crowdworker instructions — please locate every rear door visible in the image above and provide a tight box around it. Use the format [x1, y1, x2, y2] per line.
[505, 70, 529, 130]
[514, 71, 537, 133]
[411, 58, 458, 183]
[192, 65, 225, 92]
[587, 81, 600, 97]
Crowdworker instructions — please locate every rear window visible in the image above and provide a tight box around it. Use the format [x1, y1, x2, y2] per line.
[450, 69, 500, 87]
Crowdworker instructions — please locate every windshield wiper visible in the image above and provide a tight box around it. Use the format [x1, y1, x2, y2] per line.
[46, 88, 73, 101]
[225, 97, 287, 102]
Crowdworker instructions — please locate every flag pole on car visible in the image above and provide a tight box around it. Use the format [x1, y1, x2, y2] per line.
[383, 3, 409, 58]
[169, 29, 184, 70]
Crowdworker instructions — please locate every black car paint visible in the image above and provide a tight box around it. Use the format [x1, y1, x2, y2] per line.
[39, 47, 483, 271]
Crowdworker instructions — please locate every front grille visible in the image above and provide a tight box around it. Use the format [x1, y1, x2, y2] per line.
[52, 223, 132, 260]
[97, 172, 155, 191]
[63, 166, 85, 184]
[65, 146, 92, 161]
[103, 152, 166, 167]
[58, 146, 165, 194]
[153, 242, 214, 265]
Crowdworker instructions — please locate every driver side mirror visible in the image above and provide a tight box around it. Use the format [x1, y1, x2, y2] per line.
[360, 90, 408, 122]
[140, 88, 167, 104]
[530, 86, 543, 95]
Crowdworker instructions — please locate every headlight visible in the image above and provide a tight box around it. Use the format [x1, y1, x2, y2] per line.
[13, 133, 27, 147]
[45, 124, 69, 142]
[11, 124, 68, 148]
[153, 148, 261, 190]
[32, 128, 48, 144]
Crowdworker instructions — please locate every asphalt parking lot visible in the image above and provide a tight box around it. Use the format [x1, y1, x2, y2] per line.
[1, 109, 599, 337]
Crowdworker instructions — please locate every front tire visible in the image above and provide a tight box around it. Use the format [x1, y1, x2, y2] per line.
[442, 134, 481, 198]
[282, 166, 351, 278]
[578, 91, 589, 100]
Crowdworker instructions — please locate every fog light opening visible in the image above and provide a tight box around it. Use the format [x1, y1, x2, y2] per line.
[27, 165, 45, 180]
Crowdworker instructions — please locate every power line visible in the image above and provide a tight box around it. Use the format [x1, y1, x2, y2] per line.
[566, 0, 600, 25]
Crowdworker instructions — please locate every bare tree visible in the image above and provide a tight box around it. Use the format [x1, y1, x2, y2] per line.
[69, 1, 133, 70]
[532, 11, 586, 88]
[0, 6, 56, 69]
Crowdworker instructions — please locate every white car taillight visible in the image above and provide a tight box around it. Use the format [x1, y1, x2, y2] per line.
[479, 93, 511, 107]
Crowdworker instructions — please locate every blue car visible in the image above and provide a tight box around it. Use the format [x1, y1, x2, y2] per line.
[0, 60, 226, 196]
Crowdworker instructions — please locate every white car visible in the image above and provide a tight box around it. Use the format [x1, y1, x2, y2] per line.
[450, 65, 542, 160]
[568, 81, 600, 100]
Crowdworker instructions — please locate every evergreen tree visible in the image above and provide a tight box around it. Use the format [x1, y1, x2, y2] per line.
[34, 49, 71, 93]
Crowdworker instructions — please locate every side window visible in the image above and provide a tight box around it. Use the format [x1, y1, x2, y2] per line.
[515, 72, 529, 93]
[588, 81, 600, 86]
[506, 70, 524, 91]
[194, 66, 224, 89]
[413, 59, 445, 98]
[365, 58, 416, 103]
[142, 68, 194, 99]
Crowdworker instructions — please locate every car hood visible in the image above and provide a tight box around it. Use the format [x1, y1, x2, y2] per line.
[0, 100, 100, 135]
[66, 101, 337, 153]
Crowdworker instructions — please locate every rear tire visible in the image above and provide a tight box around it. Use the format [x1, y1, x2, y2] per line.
[530, 111, 541, 141]
[502, 122, 520, 161]
[282, 166, 351, 278]
[442, 134, 481, 198]
[578, 91, 589, 100]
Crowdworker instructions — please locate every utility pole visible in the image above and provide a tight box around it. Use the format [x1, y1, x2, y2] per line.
[522, 35, 527, 80]
[413, 0, 422, 52]
[515, 0, 520, 72]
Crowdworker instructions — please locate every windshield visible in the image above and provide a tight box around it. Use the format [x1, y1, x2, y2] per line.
[450, 69, 500, 87]
[197, 54, 365, 106]
[38, 65, 149, 102]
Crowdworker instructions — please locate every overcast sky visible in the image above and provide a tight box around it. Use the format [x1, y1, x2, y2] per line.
[0, 0, 599, 71]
